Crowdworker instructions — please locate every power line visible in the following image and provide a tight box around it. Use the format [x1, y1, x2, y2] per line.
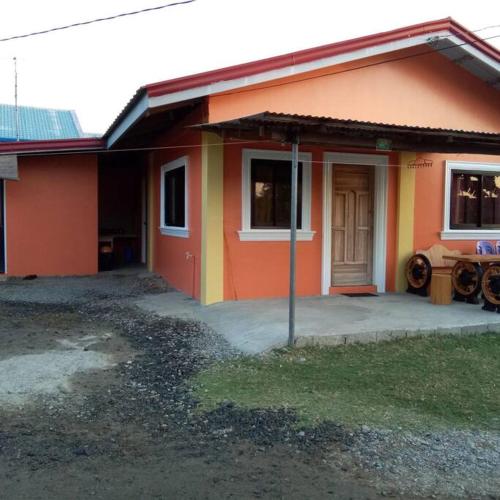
[0, 141, 481, 169]
[215, 33, 500, 98]
[0, 140, 267, 157]
[472, 24, 500, 33]
[1, 15, 497, 140]
[0, 0, 196, 43]
[0, 8, 497, 45]
[2, 31, 497, 148]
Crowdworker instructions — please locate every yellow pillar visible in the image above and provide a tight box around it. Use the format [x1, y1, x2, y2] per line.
[201, 131, 224, 305]
[147, 155, 155, 273]
[395, 152, 416, 292]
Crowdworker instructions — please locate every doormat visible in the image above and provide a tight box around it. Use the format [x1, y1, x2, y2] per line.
[341, 293, 378, 297]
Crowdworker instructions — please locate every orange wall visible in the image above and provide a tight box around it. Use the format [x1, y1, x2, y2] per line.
[208, 46, 500, 298]
[151, 116, 202, 299]
[414, 152, 500, 254]
[5, 154, 98, 276]
[223, 142, 322, 300]
[222, 143, 399, 299]
[209, 46, 500, 133]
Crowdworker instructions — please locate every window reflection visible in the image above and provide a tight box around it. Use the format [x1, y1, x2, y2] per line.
[251, 159, 302, 229]
[451, 172, 500, 228]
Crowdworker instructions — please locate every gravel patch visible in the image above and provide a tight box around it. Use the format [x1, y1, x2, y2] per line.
[0, 350, 114, 406]
[327, 426, 500, 498]
[0, 272, 170, 304]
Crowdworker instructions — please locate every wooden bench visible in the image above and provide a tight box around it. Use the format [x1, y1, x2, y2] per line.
[406, 244, 461, 297]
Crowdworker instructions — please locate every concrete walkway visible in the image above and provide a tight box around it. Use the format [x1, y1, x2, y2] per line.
[136, 292, 500, 354]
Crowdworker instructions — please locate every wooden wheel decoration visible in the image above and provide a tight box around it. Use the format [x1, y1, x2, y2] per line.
[405, 254, 432, 293]
[451, 261, 482, 298]
[482, 264, 500, 306]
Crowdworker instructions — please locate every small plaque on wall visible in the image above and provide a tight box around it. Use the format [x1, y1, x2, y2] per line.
[407, 158, 433, 169]
[376, 138, 392, 151]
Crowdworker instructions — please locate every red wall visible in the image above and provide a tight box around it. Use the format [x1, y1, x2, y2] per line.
[5, 154, 98, 276]
[151, 114, 202, 299]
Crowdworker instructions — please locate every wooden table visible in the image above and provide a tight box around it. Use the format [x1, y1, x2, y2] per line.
[443, 255, 500, 264]
[444, 254, 500, 311]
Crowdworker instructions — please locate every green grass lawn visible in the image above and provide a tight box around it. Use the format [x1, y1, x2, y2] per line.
[192, 334, 500, 431]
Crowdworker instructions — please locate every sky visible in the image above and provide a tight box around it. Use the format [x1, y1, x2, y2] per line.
[0, 0, 499, 135]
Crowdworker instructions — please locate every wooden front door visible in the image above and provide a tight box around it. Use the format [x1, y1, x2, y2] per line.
[332, 166, 374, 285]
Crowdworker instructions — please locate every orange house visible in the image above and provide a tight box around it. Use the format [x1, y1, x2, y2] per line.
[0, 18, 499, 305]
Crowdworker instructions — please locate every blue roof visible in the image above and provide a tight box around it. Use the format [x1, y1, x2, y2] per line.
[0, 104, 84, 141]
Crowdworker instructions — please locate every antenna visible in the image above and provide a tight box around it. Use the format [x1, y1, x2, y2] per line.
[14, 56, 19, 141]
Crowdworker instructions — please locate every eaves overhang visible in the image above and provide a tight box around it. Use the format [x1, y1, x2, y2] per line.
[105, 90, 149, 148]
[198, 112, 500, 155]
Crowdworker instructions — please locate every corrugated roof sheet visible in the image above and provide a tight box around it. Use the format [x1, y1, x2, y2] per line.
[199, 112, 500, 154]
[0, 104, 84, 141]
[282, 113, 494, 135]
[206, 112, 500, 136]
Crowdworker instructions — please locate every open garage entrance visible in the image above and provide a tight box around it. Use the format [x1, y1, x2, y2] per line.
[98, 152, 148, 272]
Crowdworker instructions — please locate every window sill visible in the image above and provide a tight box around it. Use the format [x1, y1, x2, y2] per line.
[159, 226, 189, 238]
[238, 229, 315, 241]
[441, 229, 500, 240]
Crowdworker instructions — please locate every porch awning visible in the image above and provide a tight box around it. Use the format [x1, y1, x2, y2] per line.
[197, 112, 500, 155]
[0, 155, 19, 180]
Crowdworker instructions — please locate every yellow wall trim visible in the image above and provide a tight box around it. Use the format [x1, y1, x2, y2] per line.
[201, 132, 224, 305]
[395, 152, 416, 292]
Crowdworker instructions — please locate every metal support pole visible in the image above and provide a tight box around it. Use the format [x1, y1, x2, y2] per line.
[288, 138, 299, 347]
[13, 57, 20, 142]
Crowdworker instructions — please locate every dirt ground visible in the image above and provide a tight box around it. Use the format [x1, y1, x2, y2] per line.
[0, 273, 388, 500]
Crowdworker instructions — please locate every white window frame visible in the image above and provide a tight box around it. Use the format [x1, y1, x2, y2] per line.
[238, 149, 315, 241]
[441, 160, 500, 240]
[160, 156, 189, 238]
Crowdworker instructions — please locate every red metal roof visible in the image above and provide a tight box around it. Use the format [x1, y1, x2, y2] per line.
[0, 138, 105, 155]
[145, 18, 500, 98]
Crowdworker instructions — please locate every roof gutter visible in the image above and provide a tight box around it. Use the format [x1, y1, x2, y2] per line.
[0, 138, 105, 156]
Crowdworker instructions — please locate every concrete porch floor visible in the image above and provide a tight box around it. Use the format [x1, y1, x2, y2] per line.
[136, 292, 500, 354]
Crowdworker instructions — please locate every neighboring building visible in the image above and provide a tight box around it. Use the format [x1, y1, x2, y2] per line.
[0, 18, 499, 305]
[0, 104, 84, 141]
